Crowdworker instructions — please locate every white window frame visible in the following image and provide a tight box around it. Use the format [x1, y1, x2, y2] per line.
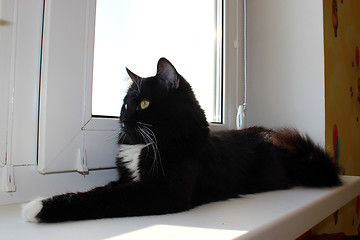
[0, 0, 119, 203]
[0, 0, 44, 192]
[37, 0, 245, 174]
[0, 1, 13, 168]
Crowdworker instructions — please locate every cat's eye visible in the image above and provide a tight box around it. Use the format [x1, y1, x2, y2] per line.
[140, 100, 150, 110]
[124, 104, 128, 110]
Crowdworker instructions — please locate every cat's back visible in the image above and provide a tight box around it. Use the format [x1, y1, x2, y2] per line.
[209, 126, 273, 153]
[207, 127, 277, 182]
[205, 126, 275, 181]
[193, 127, 277, 200]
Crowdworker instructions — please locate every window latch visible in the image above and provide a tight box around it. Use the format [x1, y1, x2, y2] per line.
[236, 104, 247, 130]
[3, 164, 16, 192]
[76, 148, 89, 175]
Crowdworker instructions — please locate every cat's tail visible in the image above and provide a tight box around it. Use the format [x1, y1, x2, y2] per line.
[271, 129, 341, 187]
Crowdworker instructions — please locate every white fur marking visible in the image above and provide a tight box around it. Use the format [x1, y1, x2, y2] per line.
[118, 144, 146, 182]
[22, 197, 44, 223]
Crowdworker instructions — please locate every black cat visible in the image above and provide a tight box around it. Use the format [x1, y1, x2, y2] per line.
[22, 58, 341, 223]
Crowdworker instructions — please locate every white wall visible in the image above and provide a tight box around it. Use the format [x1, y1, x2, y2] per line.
[245, 0, 325, 146]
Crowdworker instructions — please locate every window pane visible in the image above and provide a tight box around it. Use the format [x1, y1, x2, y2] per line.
[92, 0, 222, 122]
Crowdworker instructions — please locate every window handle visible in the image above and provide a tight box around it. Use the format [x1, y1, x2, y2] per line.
[236, 104, 246, 130]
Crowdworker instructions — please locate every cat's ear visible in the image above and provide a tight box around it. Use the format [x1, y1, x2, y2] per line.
[126, 67, 141, 83]
[156, 58, 179, 89]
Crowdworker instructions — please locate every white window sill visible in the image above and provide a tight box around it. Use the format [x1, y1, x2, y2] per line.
[1, 176, 359, 240]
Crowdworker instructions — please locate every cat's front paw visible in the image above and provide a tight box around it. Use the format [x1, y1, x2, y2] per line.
[22, 197, 44, 223]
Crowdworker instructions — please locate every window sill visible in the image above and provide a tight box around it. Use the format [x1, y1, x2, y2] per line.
[1, 176, 359, 240]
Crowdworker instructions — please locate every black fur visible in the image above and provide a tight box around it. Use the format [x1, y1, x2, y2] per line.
[33, 58, 341, 223]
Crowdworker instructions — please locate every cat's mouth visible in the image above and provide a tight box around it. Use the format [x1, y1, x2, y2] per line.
[119, 121, 138, 144]
[119, 121, 155, 145]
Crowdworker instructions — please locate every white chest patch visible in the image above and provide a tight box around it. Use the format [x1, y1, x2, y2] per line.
[117, 144, 146, 182]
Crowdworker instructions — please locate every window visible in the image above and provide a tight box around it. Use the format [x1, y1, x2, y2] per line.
[92, 0, 223, 123]
[37, 0, 242, 174]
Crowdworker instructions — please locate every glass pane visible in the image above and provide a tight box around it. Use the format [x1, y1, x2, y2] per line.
[92, 0, 222, 122]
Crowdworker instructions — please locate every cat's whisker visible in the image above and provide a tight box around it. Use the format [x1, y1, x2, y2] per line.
[135, 126, 151, 159]
[144, 129, 164, 176]
[137, 127, 157, 172]
[141, 128, 158, 148]
[118, 130, 126, 144]
[136, 125, 164, 177]
[137, 122, 153, 127]
[137, 127, 159, 175]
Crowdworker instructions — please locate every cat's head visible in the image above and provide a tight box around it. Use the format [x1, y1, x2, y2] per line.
[119, 58, 209, 145]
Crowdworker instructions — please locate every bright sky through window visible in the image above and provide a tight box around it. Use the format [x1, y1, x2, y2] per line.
[92, 0, 222, 122]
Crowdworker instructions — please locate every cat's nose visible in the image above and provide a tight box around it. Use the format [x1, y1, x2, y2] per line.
[120, 114, 131, 127]
[121, 120, 131, 129]
[120, 119, 134, 129]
